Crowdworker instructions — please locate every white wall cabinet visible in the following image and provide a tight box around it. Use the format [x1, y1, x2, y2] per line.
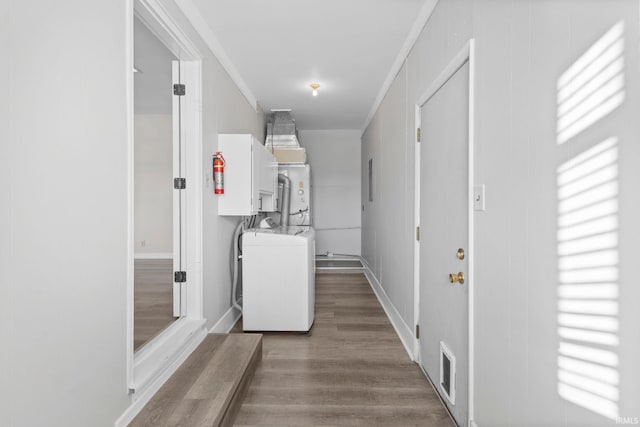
[218, 134, 277, 216]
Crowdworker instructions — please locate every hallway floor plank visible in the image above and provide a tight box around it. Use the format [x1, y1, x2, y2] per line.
[233, 273, 453, 427]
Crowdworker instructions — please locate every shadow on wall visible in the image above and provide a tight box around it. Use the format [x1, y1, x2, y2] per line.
[556, 21, 624, 421]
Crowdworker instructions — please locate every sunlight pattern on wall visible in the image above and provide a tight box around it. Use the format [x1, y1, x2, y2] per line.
[557, 138, 620, 420]
[556, 22, 625, 144]
[555, 20, 625, 420]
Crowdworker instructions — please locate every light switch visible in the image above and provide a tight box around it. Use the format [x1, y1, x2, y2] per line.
[473, 185, 485, 211]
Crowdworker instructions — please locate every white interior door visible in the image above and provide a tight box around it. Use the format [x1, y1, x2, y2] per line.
[419, 60, 470, 425]
[172, 60, 186, 317]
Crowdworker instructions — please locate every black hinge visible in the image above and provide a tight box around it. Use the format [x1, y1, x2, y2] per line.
[173, 83, 186, 96]
[415, 324, 420, 339]
[174, 177, 186, 189]
[174, 271, 187, 283]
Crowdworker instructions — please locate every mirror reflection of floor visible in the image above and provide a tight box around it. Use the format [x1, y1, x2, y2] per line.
[134, 259, 176, 351]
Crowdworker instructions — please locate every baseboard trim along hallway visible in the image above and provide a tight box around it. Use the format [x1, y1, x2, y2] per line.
[361, 258, 416, 361]
[210, 304, 243, 334]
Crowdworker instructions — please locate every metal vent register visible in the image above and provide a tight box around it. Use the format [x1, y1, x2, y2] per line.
[315, 256, 364, 271]
[439, 341, 456, 404]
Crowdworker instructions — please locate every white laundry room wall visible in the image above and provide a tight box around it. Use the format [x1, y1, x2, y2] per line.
[299, 129, 361, 256]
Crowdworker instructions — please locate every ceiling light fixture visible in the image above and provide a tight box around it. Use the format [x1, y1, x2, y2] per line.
[310, 83, 320, 97]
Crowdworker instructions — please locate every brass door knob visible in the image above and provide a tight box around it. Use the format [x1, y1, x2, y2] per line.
[449, 272, 465, 284]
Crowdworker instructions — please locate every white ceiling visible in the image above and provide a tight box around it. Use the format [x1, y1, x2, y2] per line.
[134, 17, 176, 114]
[187, 0, 428, 130]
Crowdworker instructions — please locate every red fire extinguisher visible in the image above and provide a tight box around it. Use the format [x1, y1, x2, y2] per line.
[213, 152, 225, 194]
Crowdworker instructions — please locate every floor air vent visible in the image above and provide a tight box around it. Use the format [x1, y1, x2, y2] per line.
[315, 256, 364, 271]
[440, 341, 456, 404]
[315, 259, 363, 268]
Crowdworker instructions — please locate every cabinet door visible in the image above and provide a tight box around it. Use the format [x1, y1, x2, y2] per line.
[217, 134, 277, 215]
[218, 134, 254, 216]
[253, 137, 277, 212]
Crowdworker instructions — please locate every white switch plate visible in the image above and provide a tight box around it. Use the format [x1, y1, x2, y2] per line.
[473, 185, 485, 211]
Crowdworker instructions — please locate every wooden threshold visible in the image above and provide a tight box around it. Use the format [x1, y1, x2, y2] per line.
[130, 333, 262, 427]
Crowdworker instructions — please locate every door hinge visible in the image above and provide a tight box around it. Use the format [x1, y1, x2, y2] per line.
[415, 324, 420, 339]
[174, 271, 187, 283]
[173, 83, 186, 96]
[417, 127, 421, 143]
[174, 177, 186, 189]
[416, 226, 420, 241]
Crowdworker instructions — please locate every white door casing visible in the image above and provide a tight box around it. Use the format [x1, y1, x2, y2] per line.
[126, 0, 205, 397]
[172, 60, 186, 317]
[414, 40, 475, 427]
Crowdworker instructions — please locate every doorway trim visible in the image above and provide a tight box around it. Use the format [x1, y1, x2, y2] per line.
[413, 39, 476, 427]
[123, 0, 204, 421]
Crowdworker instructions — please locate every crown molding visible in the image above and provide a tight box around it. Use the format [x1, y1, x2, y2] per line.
[361, 0, 439, 134]
[175, 0, 258, 110]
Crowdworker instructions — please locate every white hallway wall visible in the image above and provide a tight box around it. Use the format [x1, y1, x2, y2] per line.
[362, 0, 640, 426]
[1, 0, 263, 425]
[299, 130, 361, 256]
[0, 0, 12, 423]
[2, 1, 130, 425]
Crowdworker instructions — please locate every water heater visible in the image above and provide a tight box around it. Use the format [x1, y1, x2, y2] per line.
[276, 164, 311, 226]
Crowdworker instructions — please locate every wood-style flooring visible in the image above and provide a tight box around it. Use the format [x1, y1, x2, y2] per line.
[135, 259, 176, 351]
[233, 272, 453, 426]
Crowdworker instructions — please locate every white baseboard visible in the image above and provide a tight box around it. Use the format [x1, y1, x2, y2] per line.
[470, 420, 479, 427]
[209, 304, 242, 333]
[114, 322, 207, 427]
[134, 252, 173, 259]
[361, 260, 416, 361]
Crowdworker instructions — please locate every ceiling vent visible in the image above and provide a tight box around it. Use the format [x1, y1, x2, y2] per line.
[266, 110, 300, 148]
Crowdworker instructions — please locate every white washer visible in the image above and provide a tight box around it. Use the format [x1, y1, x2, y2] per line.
[242, 226, 315, 332]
